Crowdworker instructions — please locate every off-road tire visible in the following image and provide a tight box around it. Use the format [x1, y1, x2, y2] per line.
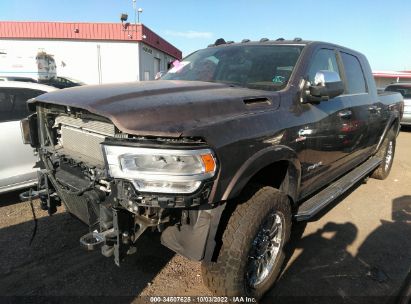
[371, 129, 396, 180]
[201, 186, 291, 299]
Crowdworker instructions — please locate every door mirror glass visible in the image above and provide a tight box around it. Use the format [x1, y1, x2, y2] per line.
[307, 70, 344, 102]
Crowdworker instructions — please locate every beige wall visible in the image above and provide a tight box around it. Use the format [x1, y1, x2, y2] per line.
[138, 42, 176, 81]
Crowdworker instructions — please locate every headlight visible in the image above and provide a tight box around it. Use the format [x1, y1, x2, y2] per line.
[103, 145, 216, 194]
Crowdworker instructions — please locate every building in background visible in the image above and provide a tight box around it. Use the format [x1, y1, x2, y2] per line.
[0, 21, 182, 84]
[373, 70, 411, 89]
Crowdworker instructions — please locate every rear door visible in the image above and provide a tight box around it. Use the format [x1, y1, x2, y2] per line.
[0, 87, 45, 192]
[336, 51, 372, 161]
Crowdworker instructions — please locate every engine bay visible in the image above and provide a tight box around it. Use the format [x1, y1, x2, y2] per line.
[28, 104, 217, 265]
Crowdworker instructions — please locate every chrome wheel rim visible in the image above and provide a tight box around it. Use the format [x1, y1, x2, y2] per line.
[246, 211, 284, 289]
[385, 141, 393, 171]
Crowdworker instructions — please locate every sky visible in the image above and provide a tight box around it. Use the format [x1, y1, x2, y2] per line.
[0, 0, 410, 71]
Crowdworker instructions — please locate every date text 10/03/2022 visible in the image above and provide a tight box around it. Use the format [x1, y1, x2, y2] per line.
[149, 296, 257, 303]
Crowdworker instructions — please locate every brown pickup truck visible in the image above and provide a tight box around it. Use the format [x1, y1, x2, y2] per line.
[21, 39, 403, 298]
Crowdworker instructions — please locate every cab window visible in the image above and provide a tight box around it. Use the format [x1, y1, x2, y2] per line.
[340, 52, 367, 94]
[307, 49, 340, 84]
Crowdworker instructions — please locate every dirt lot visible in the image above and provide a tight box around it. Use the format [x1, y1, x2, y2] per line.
[0, 130, 410, 303]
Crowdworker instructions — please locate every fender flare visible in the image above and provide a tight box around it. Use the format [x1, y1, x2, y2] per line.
[202, 146, 301, 262]
[221, 145, 301, 203]
[374, 111, 400, 154]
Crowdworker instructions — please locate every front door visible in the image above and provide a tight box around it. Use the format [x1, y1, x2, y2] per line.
[299, 48, 360, 196]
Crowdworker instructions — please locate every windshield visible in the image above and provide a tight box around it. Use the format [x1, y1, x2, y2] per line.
[59, 76, 85, 84]
[385, 85, 411, 98]
[162, 45, 304, 91]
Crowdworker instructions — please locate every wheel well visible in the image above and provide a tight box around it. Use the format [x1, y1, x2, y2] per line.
[210, 161, 293, 262]
[248, 160, 289, 190]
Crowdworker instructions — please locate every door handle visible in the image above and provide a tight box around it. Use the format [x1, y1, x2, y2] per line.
[338, 110, 352, 118]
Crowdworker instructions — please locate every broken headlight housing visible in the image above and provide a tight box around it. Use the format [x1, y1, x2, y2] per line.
[103, 145, 216, 194]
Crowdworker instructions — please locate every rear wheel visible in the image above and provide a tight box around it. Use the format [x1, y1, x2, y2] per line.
[371, 129, 396, 180]
[201, 186, 291, 299]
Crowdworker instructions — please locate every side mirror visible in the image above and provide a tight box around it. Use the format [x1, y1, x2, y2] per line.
[306, 70, 344, 103]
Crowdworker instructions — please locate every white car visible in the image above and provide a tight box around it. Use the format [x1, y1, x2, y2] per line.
[0, 76, 38, 83]
[0, 81, 57, 194]
[385, 83, 411, 125]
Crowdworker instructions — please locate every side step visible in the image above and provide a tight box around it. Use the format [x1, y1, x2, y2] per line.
[294, 157, 382, 221]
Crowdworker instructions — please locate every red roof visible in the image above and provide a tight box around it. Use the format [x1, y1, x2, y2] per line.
[0, 21, 182, 59]
[373, 70, 411, 79]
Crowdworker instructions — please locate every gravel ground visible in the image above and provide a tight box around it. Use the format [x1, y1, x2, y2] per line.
[0, 129, 410, 303]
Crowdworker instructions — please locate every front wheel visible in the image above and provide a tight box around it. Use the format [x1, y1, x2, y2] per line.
[201, 186, 291, 299]
[371, 129, 396, 180]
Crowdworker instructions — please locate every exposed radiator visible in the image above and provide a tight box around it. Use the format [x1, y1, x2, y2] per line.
[54, 115, 116, 136]
[60, 125, 106, 166]
[53, 115, 125, 166]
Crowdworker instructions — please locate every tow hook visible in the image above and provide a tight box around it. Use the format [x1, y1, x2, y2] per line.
[20, 172, 61, 215]
[79, 208, 141, 267]
[19, 189, 48, 201]
[79, 208, 160, 266]
[80, 228, 115, 251]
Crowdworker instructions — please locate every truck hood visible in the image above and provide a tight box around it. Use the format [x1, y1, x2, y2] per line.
[33, 80, 279, 137]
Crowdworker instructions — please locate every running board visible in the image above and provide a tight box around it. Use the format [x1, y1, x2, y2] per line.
[294, 157, 382, 221]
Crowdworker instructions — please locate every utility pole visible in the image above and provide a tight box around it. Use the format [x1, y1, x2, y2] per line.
[132, 0, 137, 26]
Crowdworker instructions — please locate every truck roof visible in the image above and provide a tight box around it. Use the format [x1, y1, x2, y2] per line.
[206, 39, 364, 58]
[207, 38, 310, 48]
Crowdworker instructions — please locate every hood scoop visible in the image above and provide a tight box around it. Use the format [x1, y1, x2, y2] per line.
[243, 97, 271, 106]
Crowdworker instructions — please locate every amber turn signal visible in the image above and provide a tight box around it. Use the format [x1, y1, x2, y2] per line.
[201, 154, 216, 173]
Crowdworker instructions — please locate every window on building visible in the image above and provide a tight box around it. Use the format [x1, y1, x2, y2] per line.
[340, 52, 367, 94]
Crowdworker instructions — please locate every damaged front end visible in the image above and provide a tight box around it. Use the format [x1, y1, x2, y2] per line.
[22, 103, 222, 266]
